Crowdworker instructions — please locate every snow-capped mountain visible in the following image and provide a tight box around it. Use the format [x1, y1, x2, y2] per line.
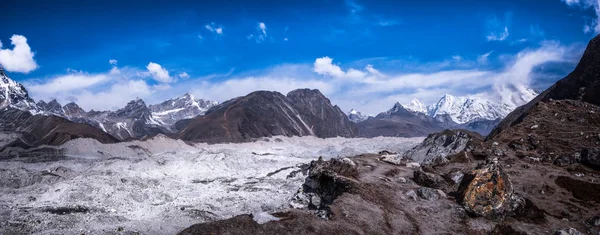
[0, 69, 218, 140]
[347, 109, 369, 123]
[403, 98, 427, 114]
[425, 95, 514, 124]
[0, 67, 37, 110]
[149, 93, 218, 126]
[404, 92, 537, 125]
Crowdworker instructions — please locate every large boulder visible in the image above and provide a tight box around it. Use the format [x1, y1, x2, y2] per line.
[290, 157, 358, 219]
[456, 159, 513, 218]
[581, 148, 600, 170]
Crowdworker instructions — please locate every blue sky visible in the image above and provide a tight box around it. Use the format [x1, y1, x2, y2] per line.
[1, 0, 598, 114]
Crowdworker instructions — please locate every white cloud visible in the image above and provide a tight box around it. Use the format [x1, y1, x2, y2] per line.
[21, 42, 576, 116]
[313, 57, 346, 78]
[205, 23, 223, 35]
[109, 59, 120, 74]
[284, 38, 289, 41]
[562, 0, 581, 5]
[487, 26, 509, 41]
[28, 72, 111, 94]
[248, 22, 268, 43]
[562, 0, 600, 34]
[452, 55, 463, 61]
[259, 22, 267, 36]
[25, 65, 161, 111]
[178, 72, 190, 79]
[146, 62, 172, 83]
[0, 35, 38, 73]
[477, 51, 493, 64]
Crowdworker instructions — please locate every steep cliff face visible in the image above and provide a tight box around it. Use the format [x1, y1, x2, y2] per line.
[286, 89, 357, 138]
[178, 89, 356, 142]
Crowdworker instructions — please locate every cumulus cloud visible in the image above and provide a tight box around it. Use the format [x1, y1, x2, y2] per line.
[313, 57, 346, 78]
[146, 62, 172, 83]
[0, 35, 38, 73]
[205, 23, 223, 35]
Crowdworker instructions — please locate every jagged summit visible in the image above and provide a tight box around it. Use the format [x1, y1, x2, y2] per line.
[0, 69, 37, 110]
[149, 93, 218, 126]
[347, 109, 369, 123]
[400, 93, 530, 125]
[404, 98, 427, 113]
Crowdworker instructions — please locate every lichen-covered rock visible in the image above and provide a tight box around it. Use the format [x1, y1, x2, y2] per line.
[456, 160, 513, 218]
[413, 170, 447, 189]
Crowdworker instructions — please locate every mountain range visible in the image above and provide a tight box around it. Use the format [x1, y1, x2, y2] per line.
[0, 62, 537, 148]
[349, 89, 537, 136]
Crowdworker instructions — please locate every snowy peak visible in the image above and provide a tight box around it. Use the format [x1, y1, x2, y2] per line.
[347, 109, 368, 123]
[0, 68, 37, 110]
[427, 94, 515, 124]
[397, 90, 538, 125]
[149, 93, 218, 126]
[403, 98, 427, 114]
[110, 98, 151, 120]
[37, 99, 65, 116]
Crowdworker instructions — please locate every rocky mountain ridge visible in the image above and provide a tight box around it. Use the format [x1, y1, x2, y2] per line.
[177, 89, 357, 143]
[0, 70, 218, 140]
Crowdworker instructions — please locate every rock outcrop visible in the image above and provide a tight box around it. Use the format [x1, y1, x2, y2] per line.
[403, 129, 483, 163]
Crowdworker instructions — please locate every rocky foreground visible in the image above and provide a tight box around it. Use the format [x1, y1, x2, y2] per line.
[180, 130, 600, 235]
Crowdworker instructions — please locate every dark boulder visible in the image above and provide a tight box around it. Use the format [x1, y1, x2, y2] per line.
[581, 148, 600, 170]
[416, 187, 443, 201]
[413, 170, 447, 189]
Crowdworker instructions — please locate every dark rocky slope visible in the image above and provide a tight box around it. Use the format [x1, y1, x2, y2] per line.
[0, 107, 119, 149]
[489, 34, 600, 139]
[177, 89, 356, 142]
